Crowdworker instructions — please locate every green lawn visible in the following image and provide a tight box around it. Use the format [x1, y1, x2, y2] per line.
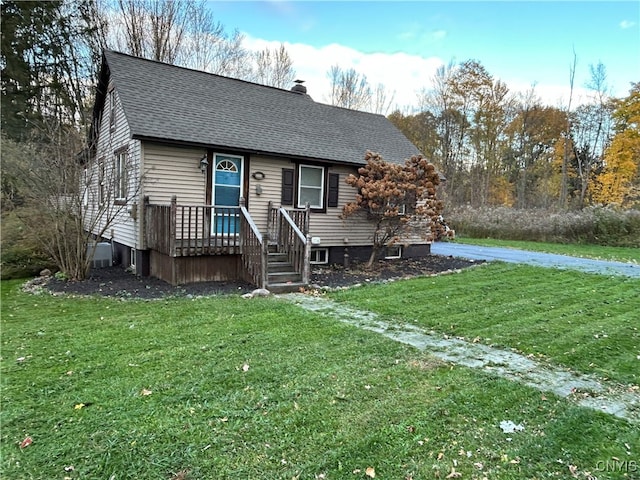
[452, 237, 640, 263]
[2, 269, 639, 479]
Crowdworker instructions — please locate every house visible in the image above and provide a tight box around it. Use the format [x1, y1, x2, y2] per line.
[87, 50, 431, 291]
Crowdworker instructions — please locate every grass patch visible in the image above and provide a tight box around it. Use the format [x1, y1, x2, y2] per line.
[330, 264, 640, 386]
[452, 237, 640, 263]
[2, 278, 639, 479]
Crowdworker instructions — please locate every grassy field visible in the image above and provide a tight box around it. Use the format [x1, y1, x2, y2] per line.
[452, 237, 640, 263]
[2, 266, 639, 479]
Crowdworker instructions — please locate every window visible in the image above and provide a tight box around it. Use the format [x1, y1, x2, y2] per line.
[310, 248, 329, 264]
[115, 150, 128, 201]
[109, 90, 116, 129]
[385, 245, 402, 259]
[82, 169, 89, 207]
[298, 165, 324, 208]
[98, 158, 105, 204]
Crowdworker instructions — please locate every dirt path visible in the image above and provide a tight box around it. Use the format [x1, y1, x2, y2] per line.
[280, 293, 640, 423]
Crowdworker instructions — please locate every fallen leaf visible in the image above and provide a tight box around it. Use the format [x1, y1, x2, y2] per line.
[446, 467, 462, 478]
[19, 436, 32, 449]
[74, 403, 85, 410]
[365, 466, 376, 478]
[141, 388, 152, 396]
[437, 452, 445, 460]
[64, 466, 75, 472]
[569, 464, 578, 477]
[242, 364, 250, 372]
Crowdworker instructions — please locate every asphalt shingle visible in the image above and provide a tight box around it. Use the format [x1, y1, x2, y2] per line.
[104, 50, 421, 165]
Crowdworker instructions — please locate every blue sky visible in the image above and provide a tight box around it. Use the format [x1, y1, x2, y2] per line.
[209, 1, 639, 111]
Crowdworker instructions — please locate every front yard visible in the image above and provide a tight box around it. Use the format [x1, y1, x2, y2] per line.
[1, 264, 638, 479]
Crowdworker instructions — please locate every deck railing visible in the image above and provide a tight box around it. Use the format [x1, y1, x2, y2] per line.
[144, 196, 241, 256]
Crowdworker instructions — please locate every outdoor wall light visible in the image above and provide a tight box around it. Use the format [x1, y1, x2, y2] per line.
[199, 155, 209, 174]
[252, 171, 265, 180]
[255, 184, 263, 195]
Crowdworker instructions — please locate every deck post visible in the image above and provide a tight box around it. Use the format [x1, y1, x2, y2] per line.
[261, 240, 269, 289]
[142, 195, 149, 249]
[266, 200, 273, 244]
[239, 197, 246, 253]
[170, 195, 177, 257]
[304, 202, 310, 235]
[302, 234, 311, 284]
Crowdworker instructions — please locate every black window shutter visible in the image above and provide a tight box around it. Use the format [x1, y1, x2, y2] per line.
[327, 173, 340, 208]
[281, 168, 294, 205]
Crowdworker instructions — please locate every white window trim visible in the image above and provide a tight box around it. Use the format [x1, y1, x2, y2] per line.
[115, 150, 128, 202]
[310, 248, 329, 265]
[109, 89, 116, 129]
[297, 164, 325, 209]
[385, 245, 402, 259]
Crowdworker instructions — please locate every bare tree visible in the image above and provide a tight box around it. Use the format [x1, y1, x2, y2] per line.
[103, 0, 251, 77]
[572, 62, 612, 207]
[560, 50, 577, 209]
[252, 43, 296, 88]
[371, 83, 396, 115]
[1, 122, 141, 280]
[327, 65, 372, 110]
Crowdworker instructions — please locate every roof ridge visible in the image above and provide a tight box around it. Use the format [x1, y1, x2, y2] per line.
[103, 49, 308, 98]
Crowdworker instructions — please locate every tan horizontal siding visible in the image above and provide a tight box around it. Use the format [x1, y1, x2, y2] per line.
[309, 165, 373, 246]
[246, 155, 294, 232]
[143, 143, 206, 205]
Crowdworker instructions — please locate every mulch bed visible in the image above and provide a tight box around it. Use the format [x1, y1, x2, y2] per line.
[41, 255, 482, 299]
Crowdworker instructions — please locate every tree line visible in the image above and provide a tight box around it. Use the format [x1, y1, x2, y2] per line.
[388, 61, 639, 210]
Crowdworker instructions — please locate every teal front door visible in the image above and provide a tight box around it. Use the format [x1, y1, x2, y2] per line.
[212, 154, 243, 235]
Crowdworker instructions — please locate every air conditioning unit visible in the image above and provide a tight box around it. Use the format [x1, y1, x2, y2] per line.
[87, 242, 112, 268]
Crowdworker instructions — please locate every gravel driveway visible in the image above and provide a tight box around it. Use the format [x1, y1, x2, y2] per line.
[431, 242, 640, 278]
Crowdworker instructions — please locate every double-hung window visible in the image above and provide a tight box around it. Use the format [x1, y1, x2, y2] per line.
[115, 150, 128, 202]
[298, 165, 324, 209]
[109, 90, 116, 130]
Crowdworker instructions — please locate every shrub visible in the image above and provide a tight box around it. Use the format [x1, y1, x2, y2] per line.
[1, 212, 55, 280]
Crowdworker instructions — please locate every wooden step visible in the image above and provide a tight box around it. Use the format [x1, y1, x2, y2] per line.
[268, 271, 303, 284]
[267, 281, 307, 294]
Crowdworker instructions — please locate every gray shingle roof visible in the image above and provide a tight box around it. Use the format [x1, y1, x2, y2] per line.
[103, 50, 420, 166]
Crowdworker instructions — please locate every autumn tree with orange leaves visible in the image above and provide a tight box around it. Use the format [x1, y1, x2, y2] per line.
[591, 83, 640, 206]
[342, 151, 445, 268]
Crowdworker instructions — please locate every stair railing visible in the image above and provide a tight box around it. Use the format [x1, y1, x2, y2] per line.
[277, 207, 311, 285]
[239, 203, 267, 288]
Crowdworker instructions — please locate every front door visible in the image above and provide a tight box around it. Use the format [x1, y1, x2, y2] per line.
[212, 154, 243, 235]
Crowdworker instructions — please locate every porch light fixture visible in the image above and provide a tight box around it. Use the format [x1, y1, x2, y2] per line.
[199, 155, 209, 174]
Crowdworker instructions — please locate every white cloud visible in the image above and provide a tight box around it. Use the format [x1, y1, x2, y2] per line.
[620, 19, 636, 29]
[244, 35, 443, 112]
[243, 35, 596, 112]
